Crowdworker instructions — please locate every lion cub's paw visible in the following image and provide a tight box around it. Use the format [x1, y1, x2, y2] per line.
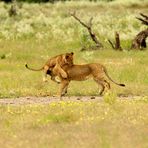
[43, 78, 48, 82]
[61, 72, 68, 79]
[53, 94, 63, 100]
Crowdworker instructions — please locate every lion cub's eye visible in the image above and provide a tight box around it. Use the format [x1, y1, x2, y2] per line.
[66, 55, 69, 59]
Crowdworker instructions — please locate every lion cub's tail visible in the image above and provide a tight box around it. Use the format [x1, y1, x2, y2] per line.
[104, 67, 125, 87]
[25, 64, 43, 71]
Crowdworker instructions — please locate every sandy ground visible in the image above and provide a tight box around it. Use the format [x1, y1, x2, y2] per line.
[0, 95, 143, 105]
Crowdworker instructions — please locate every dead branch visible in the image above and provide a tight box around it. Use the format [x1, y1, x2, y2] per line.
[108, 39, 115, 49]
[108, 32, 122, 50]
[115, 32, 122, 50]
[131, 29, 148, 49]
[136, 13, 148, 26]
[140, 13, 148, 19]
[70, 11, 103, 48]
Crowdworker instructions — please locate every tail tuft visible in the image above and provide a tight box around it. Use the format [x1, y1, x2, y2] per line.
[119, 84, 125, 87]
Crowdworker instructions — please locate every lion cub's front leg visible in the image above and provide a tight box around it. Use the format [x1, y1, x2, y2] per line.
[50, 64, 68, 84]
[58, 80, 70, 98]
[52, 64, 68, 79]
[46, 69, 61, 84]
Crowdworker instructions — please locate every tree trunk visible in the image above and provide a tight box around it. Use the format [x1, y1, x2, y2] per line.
[115, 32, 122, 51]
[131, 29, 148, 49]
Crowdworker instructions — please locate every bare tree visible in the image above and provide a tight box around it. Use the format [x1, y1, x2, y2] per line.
[70, 11, 103, 50]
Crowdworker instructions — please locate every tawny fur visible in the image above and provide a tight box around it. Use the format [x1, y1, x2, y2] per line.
[25, 52, 73, 83]
[49, 54, 125, 97]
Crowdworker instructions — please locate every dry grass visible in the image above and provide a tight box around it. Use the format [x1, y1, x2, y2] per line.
[0, 98, 148, 148]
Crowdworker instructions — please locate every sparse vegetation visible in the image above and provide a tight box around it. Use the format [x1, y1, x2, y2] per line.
[0, 98, 148, 148]
[0, 1, 148, 147]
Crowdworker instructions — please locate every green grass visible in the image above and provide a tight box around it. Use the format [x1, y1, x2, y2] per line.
[0, 1, 148, 98]
[1, 45, 148, 98]
[0, 98, 148, 148]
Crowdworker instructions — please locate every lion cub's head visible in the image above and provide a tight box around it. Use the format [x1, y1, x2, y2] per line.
[64, 52, 74, 66]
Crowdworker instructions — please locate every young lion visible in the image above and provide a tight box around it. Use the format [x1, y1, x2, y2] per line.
[25, 52, 74, 83]
[49, 54, 125, 97]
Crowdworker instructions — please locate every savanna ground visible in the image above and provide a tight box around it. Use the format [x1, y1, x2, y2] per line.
[0, 0, 148, 147]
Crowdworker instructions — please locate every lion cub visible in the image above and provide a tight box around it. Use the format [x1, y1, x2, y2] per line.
[25, 52, 74, 83]
[49, 53, 125, 97]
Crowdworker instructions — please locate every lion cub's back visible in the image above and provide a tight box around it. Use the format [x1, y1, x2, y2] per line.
[66, 64, 91, 80]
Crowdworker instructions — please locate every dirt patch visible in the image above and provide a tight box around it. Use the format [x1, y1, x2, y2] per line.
[0, 95, 143, 105]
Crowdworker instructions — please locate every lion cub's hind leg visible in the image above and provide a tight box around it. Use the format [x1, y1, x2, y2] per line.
[98, 81, 105, 96]
[94, 78, 108, 96]
[104, 80, 111, 90]
[43, 65, 49, 82]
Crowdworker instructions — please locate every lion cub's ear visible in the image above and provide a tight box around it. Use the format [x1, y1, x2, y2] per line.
[71, 52, 74, 55]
